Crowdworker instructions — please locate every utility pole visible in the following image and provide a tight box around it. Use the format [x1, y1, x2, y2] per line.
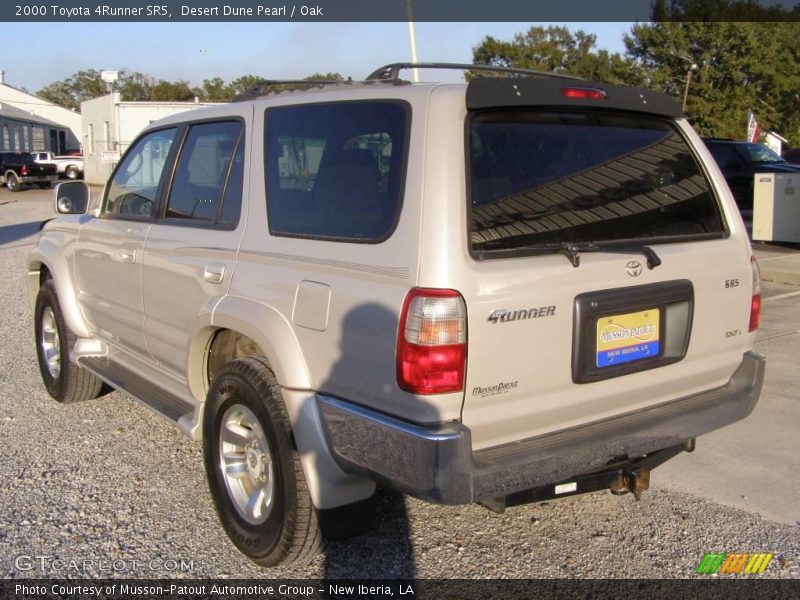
[681, 62, 698, 113]
[405, 0, 419, 82]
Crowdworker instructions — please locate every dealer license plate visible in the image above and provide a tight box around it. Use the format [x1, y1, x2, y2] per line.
[596, 308, 660, 368]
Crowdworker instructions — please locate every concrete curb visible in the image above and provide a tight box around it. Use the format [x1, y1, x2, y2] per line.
[759, 265, 800, 287]
[753, 246, 800, 287]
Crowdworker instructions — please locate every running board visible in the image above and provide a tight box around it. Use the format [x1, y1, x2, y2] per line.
[78, 355, 196, 424]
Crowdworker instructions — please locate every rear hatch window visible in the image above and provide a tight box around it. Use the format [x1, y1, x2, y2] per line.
[468, 111, 725, 258]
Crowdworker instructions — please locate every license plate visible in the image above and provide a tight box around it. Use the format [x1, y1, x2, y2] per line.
[596, 308, 660, 368]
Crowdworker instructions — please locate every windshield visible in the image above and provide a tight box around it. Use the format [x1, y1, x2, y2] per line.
[468, 111, 725, 255]
[742, 142, 784, 163]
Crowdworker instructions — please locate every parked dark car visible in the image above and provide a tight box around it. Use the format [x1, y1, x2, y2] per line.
[0, 152, 58, 192]
[782, 147, 800, 164]
[703, 138, 800, 212]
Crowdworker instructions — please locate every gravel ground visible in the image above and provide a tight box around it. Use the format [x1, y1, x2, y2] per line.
[0, 190, 797, 580]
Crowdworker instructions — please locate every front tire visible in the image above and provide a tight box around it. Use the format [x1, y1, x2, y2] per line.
[34, 279, 103, 402]
[203, 356, 322, 566]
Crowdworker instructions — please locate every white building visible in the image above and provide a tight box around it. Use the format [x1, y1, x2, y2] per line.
[764, 131, 788, 156]
[81, 93, 221, 184]
[0, 69, 81, 153]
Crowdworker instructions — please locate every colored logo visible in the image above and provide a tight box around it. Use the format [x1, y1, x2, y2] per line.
[596, 308, 660, 368]
[696, 552, 774, 575]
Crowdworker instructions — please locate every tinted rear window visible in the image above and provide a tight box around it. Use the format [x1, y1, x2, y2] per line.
[265, 101, 408, 242]
[1, 152, 33, 162]
[469, 111, 724, 256]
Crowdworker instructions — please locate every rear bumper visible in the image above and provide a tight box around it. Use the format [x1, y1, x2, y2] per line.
[317, 351, 765, 504]
[20, 175, 57, 183]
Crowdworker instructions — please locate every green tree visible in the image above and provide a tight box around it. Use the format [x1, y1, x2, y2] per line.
[37, 69, 199, 107]
[229, 75, 269, 97]
[650, 0, 800, 22]
[36, 80, 77, 110]
[118, 71, 155, 101]
[625, 21, 800, 144]
[230, 72, 345, 98]
[38, 70, 349, 109]
[149, 80, 196, 101]
[472, 25, 639, 84]
[304, 72, 345, 81]
[37, 69, 107, 110]
[200, 77, 234, 101]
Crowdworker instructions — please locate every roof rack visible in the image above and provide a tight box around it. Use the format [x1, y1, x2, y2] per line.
[233, 78, 401, 102]
[365, 62, 583, 82]
[231, 63, 583, 102]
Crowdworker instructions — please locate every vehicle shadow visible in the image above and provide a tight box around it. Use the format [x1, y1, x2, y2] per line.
[317, 303, 417, 579]
[0, 221, 45, 246]
[322, 487, 415, 578]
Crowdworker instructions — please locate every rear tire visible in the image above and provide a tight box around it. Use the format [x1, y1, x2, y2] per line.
[203, 356, 322, 566]
[6, 173, 20, 192]
[65, 166, 79, 180]
[34, 279, 103, 403]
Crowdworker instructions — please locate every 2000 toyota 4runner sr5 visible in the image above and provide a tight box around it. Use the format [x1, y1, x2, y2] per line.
[29, 63, 765, 566]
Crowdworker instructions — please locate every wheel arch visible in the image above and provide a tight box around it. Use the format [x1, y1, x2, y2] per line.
[186, 298, 374, 509]
[27, 243, 91, 338]
[186, 295, 312, 402]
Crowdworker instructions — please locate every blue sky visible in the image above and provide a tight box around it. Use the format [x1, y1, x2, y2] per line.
[4, 22, 632, 93]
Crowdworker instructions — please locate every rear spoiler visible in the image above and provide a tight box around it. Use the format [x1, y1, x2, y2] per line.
[466, 78, 684, 118]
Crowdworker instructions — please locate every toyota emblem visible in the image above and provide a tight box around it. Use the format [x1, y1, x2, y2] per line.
[625, 260, 643, 277]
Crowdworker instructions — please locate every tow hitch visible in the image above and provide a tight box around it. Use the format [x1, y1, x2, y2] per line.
[479, 440, 693, 514]
[609, 468, 650, 500]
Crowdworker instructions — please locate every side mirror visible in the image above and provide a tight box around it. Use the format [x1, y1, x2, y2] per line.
[53, 181, 90, 215]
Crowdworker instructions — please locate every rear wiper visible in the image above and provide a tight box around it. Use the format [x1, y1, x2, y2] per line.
[475, 240, 662, 269]
[559, 242, 662, 269]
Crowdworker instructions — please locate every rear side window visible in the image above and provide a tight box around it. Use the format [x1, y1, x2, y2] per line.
[265, 102, 408, 242]
[469, 111, 725, 256]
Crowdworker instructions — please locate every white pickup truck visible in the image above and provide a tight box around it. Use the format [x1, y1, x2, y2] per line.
[30, 151, 83, 180]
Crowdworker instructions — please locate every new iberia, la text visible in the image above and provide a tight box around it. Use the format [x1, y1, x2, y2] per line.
[16, 583, 417, 597]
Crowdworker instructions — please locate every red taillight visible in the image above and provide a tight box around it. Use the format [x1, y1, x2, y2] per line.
[560, 87, 607, 100]
[749, 256, 761, 332]
[397, 288, 467, 395]
[20, 165, 28, 176]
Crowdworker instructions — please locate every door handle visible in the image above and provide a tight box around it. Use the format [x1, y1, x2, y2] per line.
[121, 250, 136, 263]
[204, 263, 225, 284]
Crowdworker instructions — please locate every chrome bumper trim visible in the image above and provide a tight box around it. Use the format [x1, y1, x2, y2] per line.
[317, 351, 765, 504]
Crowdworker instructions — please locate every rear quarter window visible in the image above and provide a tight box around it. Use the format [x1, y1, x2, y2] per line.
[469, 111, 725, 257]
[265, 101, 409, 242]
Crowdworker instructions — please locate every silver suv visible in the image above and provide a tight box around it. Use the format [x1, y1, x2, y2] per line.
[28, 63, 765, 566]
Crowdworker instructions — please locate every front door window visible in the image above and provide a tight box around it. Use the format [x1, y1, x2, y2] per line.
[104, 128, 177, 219]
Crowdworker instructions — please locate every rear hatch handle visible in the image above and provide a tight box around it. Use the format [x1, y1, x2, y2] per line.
[560, 242, 662, 270]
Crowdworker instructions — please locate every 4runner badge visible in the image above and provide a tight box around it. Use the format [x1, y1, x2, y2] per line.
[488, 306, 556, 324]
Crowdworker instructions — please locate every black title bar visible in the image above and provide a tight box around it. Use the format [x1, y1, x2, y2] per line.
[5, 579, 800, 600]
[3, 0, 800, 22]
